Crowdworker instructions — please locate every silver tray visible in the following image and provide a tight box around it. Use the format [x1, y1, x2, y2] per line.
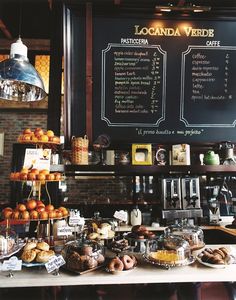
[143, 253, 195, 269]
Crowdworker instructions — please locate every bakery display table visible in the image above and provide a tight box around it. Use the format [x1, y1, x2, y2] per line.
[0, 244, 235, 288]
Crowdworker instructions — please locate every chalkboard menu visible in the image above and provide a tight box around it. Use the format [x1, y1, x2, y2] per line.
[90, 18, 236, 144]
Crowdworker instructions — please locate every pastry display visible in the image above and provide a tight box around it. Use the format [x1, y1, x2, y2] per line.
[108, 238, 130, 253]
[164, 223, 205, 251]
[197, 247, 236, 266]
[10, 168, 63, 182]
[1, 202, 69, 221]
[144, 234, 194, 268]
[87, 222, 115, 240]
[21, 241, 55, 264]
[106, 254, 137, 273]
[17, 128, 60, 144]
[126, 225, 156, 240]
[62, 240, 105, 273]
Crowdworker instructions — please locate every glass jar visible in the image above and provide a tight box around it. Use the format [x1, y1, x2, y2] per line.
[0, 227, 16, 255]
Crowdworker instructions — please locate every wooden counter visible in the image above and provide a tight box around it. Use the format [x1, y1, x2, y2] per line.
[0, 245, 236, 288]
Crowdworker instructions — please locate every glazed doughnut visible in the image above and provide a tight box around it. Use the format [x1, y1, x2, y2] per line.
[120, 255, 134, 270]
[96, 253, 105, 264]
[129, 255, 137, 265]
[85, 257, 98, 269]
[108, 257, 124, 272]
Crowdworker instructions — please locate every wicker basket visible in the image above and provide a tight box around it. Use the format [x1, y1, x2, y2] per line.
[71, 135, 89, 165]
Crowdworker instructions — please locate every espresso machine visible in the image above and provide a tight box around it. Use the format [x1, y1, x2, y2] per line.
[161, 177, 202, 225]
[162, 177, 182, 210]
[181, 177, 201, 209]
[205, 185, 221, 225]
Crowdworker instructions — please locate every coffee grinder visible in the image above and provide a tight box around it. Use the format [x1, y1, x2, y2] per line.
[205, 185, 221, 225]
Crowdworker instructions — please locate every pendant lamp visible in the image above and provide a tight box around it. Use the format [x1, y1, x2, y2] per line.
[0, 38, 47, 102]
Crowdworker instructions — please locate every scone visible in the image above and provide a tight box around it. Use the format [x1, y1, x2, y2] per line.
[21, 250, 37, 263]
[23, 241, 37, 251]
[36, 241, 50, 251]
[36, 250, 55, 263]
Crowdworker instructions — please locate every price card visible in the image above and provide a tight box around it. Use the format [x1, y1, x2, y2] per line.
[57, 226, 73, 236]
[45, 255, 65, 273]
[2, 256, 22, 271]
[69, 216, 85, 226]
[114, 210, 128, 222]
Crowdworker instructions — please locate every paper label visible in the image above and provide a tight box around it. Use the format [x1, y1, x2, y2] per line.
[114, 210, 128, 222]
[2, 256, 22, 271]
[69, 216, 85, 226]
[57, 226, 73, 236]
[45, 255, 65, 273]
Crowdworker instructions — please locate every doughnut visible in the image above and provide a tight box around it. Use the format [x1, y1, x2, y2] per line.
[96, 253, 105, 264]
[131, 225, 147, 233]
[129, 254, 137, 265]
[85, 257, 98, 269]
[82, 245, 93, 256]
[108, 257, 124, 272]
[120, 255, 134, 270]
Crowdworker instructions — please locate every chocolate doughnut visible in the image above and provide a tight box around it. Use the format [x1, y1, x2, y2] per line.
[82, 245, 93, 256]
[108, 257, 124, 272]
[120, 255, 134, 270]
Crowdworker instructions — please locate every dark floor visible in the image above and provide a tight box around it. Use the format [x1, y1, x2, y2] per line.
[0, 283, 235, 300]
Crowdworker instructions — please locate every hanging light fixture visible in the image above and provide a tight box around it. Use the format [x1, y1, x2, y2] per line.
[0, 38, 47, 102]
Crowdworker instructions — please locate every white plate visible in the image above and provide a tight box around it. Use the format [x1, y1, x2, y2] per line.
[22, 262, 45, 268]
[105, 266, 136, 275]
[196, 256, 226, 269]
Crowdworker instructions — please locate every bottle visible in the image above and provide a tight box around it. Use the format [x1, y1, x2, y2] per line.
[130, 206, 142, 226]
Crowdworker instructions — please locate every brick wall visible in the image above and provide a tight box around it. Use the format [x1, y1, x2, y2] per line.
[0, 110, 48, 205]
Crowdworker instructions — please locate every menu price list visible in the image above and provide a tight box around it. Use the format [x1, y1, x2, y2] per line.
[101, 44, 166, 126]
[181, 46, 236, 127]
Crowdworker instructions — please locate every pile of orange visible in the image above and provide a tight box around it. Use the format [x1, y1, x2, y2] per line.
[17, 128, 60, 144]
[1, 201, 69, 221]
[10, 168, 63, 181]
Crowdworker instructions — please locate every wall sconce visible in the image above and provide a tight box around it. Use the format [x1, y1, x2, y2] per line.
[0, 38, 47, 102]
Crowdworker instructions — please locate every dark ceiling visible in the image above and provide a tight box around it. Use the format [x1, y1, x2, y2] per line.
[1, 0, 236, 42]
[0, 0, 51, 40]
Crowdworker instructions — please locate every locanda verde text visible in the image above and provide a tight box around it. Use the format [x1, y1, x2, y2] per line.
[134, 25, 214, 37]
